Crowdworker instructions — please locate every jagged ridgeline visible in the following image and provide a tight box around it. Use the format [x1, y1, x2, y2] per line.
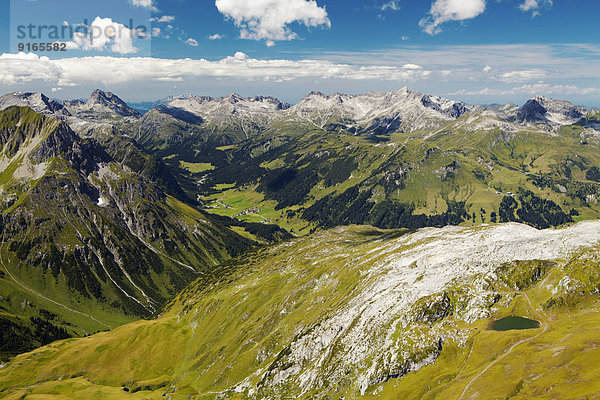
[2, 89, 599, 236]
[117, 89, 600, 235]
[3, 222, 600, 398]
[0, 89, 600, 378]
[0, 106, 262, 359]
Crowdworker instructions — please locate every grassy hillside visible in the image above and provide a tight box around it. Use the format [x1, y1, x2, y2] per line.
[2, 222, 600, 398]
[0, 107, 266, 359]
[150, 114, 600, 235]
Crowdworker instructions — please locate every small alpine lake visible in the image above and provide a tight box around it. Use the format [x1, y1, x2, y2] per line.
[488, 316, 540, 331]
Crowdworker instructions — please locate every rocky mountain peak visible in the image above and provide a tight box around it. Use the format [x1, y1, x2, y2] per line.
[225, 93, 244, 102]
[0, 105, 98, 172]
[0, 92, 71, 118]
[289, 88, 472, 134]
[517, 95, 585, 125]
[61, 90, 140, 119]
[85, 89, 141, 118]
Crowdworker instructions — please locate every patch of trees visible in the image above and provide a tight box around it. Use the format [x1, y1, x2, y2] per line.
[30, 316, 71, 346]
[0, 318, 32, 355]
[527, 173, 599, 204]
[243, 223, 293, 243]
[490, 211, 497, 223]
[0, 315, 71, 358]
[527, 173, 556, 190]
[302, 186, 468, 230]
[302, 186, 373, 227]
[205, 161, 266, 187]
[207, 213, 292, 244]
[257, 168, 320, 210]
[323, 158, 358, 187]
[200, 140, 297, 192]
[499, 189, 572, 229]
[586, 167, 600, 182]
[499, 196, 519, 222]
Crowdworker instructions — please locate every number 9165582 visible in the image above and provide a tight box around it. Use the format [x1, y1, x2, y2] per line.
[18, 43, 67, 52]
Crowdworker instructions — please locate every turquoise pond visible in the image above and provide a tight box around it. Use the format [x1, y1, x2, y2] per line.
[489, 316, 540, 331]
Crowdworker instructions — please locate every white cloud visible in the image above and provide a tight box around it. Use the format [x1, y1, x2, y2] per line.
[155, 15, 175, 23]
[215, 0, 330, 44]
[483, 65, 492, 72]
[500, 69, 546, 82]
[519, 0, 552, 16]
[381, 1, 400, 11]
[185, 38, 199, 47]
[449, 84, 600, 97]
[0, 53, 65, 85]
[420, 0, 486, 35]
[0, 52, 432, 87]
[152, 28, 161, 37]
[130, 0, 155, 10]
[519, 0, 538, 11]
[209, 34, 224, 40]
[519, 0, 552, 12]
[2, 44, 599, 105]
[233, 52, 248, 60]
[65, 17, 139, 54]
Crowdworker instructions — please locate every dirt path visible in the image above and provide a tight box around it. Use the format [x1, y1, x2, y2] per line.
[458, 292, 547, 400]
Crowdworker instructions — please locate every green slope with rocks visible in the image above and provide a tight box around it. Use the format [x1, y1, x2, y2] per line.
[0, 106, 267, 359]
[130, 92, 600, 235]
[2, 221, 600, 398]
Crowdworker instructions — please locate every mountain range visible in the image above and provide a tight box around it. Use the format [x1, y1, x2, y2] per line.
[0, 101, 289, 358]
[1, 87, 600, 398]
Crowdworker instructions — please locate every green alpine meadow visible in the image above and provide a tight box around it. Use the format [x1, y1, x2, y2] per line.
[1, 0, 599, 396]
[0, 86, 600, 399]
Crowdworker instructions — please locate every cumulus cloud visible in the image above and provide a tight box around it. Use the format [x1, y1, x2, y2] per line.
[215, 0, 330, 44]
[65, 17, 139, 54]
[420, 0, 486, 35]
[0, 53, 67, 86]
[154, 15, 175, 23]
[185, 38, 199, 47]
[519, 0, 538, 11]
[0, 52, 432, 87]
[209, 34, 224, 40]
[2, 44, 598, 104]
[130, 0, 157, 11]
[519, 0, 553, 16]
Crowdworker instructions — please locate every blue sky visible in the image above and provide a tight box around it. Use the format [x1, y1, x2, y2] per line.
[1, 0, 599, 106]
